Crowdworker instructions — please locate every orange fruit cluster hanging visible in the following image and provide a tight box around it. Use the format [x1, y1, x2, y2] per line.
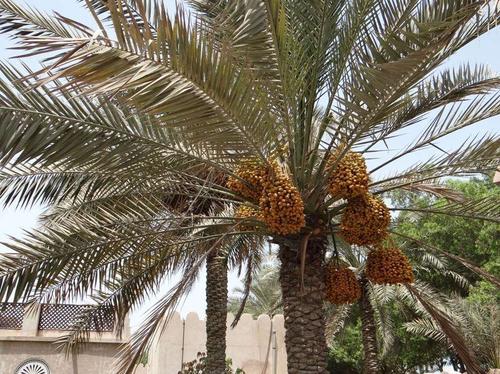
[340, 194, 390, 246]
[235, 205, 262, 231]
[259, 170, 305, 235]
[366, 247, 414, 285]
[325, 265, 361, 305]
[228, 159, 305, 235]
[226, 160, 269, 201]
[327, 151, 369, 199]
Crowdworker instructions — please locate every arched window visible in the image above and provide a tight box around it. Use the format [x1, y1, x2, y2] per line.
[15, 359, 50, 374]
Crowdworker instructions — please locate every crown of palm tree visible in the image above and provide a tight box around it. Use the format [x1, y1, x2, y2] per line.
[0, 0, 499, 373]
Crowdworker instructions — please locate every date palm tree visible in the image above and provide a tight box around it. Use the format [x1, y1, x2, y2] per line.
[1, 0, 500, 373]
[164, 180, 245, 373]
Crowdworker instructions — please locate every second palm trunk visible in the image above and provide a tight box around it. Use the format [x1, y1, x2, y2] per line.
[360, 276, 380, 374]
[205, 251, 228, 373]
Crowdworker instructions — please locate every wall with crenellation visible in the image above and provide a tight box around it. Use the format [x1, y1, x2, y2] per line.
[149, 312, 287, 374]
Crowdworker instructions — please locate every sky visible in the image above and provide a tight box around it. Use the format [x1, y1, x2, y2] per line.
[0, 0, 499, 331]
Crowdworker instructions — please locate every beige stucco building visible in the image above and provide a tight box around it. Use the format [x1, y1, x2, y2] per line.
[0, 303, 131, 374]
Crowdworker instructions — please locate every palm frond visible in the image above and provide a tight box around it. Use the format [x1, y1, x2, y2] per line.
[0, 0, 83, 39]
[373, 134, 500, 194]
[330, 0, 495, 145]
[0, 63, 217, 170]
[369, 284, 396, 357]
[54, 254, 169, 353]
[400, 182, 465, 202]
[405, 318, 449, 344]
[406, 283, 484, 374]
[414, 251, 470, 290]
[78, 0, 153, 38]
[369, 283, 398, 306]
[1, 4, 279, 160]
[0, 212, 239, 303]
[391, 195, 500, 223]
[393, 231, 500, 288]
[190, 0, 278, 68]
[455, 300, 500, 368]
[116, 250, 209, 374]
[369, 64, 500, 149]
[403, 291, 500, 369]
[373, 90, 500, 173]
[229, 259, 282, 319]
[324, 303, 352, 344]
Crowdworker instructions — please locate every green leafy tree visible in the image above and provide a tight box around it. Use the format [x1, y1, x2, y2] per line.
[328, 317, 364, 373]
[394, 178, 499, 276]
[393, 179, 500, 370]
[394, 178, 500, 303]
[0, 1, 499, 373]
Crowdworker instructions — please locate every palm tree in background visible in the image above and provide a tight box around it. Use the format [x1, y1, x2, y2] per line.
[343, 242, 475, 374]
[228, 257, 283, 317]
[163, 178, 257, 373]
[0, 0, 500, 373]
[406, 299, 500, 370]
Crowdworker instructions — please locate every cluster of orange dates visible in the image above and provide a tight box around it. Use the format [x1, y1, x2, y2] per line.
[325, 265, 362, 305]
[366, 247, 415, 285]
[227, 151, 414, 306]
[327, 150, 369, 199]
[340, 194, 391, 246]
[326, 151, 414, 305]
[259, 171, 306, 235]
[234, 205, 262, 231]
[226, 160, 269, 202]
[227, 160, 305, 235]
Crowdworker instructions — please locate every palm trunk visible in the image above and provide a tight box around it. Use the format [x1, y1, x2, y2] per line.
[359, 276, 380, 374]
[205, 251, 228, 374]
[278, 237, 329, 374]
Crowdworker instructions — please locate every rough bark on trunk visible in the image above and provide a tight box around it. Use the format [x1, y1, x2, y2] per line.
[278, 237, 329, 374]
[360, 276, 380, 374]
[205, 251, 228, 374]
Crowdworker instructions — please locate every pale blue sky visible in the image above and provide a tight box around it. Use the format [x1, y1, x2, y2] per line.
[0, 1, 498, 329]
